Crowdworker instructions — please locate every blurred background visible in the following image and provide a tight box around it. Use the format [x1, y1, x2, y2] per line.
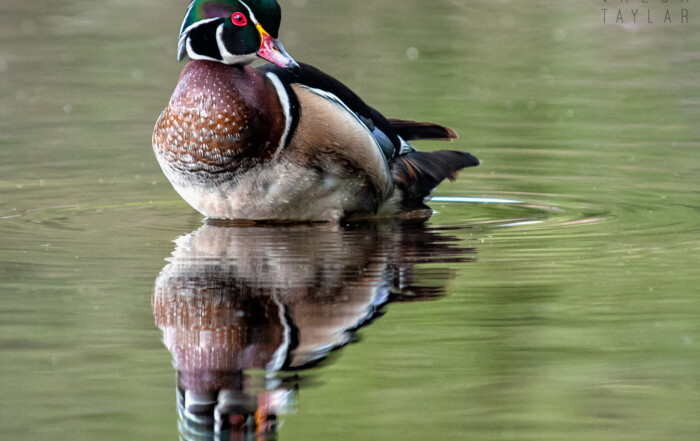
[1, 0, 699, 440]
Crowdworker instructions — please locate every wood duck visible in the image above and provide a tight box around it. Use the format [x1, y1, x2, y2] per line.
[153, 0, 479, 222]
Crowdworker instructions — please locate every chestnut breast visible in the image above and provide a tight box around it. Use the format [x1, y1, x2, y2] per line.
[153, 61, 287, 176]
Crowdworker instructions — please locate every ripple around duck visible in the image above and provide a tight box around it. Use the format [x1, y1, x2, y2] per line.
[431, 195, 609, 230]
[0, 200, 199, 275]
[430, 191, 700, 246]
[0, 200, 196, 237]
[1, 190, 696, 250]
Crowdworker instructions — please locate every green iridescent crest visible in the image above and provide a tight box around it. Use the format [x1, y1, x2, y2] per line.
[180, 0, 281, 39]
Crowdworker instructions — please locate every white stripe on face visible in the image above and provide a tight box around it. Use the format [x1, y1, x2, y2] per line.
[238, 0, 261, 26]
[215, 22, 257, 65]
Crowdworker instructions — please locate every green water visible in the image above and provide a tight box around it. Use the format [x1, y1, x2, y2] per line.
[1, 0, 699, 440]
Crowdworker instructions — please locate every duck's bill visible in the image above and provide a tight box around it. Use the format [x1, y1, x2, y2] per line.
[257, 25, 300, 75]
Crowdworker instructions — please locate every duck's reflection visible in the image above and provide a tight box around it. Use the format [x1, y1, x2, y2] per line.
[153, 221, 474, 440]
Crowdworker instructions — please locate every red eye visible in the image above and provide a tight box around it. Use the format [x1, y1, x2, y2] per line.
[231, 12, 247, 26]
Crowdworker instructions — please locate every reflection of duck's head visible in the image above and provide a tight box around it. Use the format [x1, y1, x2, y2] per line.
[152, 222, 474, 438]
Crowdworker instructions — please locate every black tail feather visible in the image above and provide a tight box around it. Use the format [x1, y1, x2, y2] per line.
[390, 150, 479, 209]
[387, 118, 459, 141]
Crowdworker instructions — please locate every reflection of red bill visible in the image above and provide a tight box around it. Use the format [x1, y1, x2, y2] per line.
[257, 24, 300, 74]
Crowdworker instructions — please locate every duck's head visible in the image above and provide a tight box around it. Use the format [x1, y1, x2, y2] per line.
[178, 0, 299, 73]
